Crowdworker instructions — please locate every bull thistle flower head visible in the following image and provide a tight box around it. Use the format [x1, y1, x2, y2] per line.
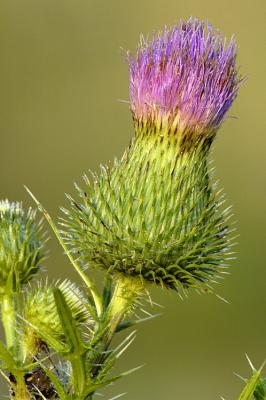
[62, 18, 241, 295]
[0, 200, 46, 295]
[129, 18, 240, 141]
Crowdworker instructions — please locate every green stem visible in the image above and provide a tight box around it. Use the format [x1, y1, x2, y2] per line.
[13, 371, 31, 400]
[71, 354, 87, 396]
[1, 293, 16, 351]
[104, 276, 139, 345]
[91, 275, 143, 379]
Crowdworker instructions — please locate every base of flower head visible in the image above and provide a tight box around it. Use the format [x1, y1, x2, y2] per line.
[132, 115, 215, 154]
[61, 131, 234, 294]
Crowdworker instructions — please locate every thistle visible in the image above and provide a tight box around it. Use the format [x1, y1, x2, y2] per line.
[0, 18, 248, 400]
[62, 18, 241, 294]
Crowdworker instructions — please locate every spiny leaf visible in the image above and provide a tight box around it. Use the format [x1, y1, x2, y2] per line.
[238, 371, 261, 400]
[53, 288, 84, 354]
[83, 364, 143, 397]
[237, 358, 266, 400]
[96, 331, 136, 381]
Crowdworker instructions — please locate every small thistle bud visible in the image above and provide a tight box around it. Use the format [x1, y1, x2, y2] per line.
[0, 200, 46, 295]
[22, 280, 92, 356]
[62, 18, 241, 294]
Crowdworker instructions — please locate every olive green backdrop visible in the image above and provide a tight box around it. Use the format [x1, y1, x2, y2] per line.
[0, 0, 265, 399]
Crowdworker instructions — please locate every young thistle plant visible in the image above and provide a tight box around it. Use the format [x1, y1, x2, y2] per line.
[0, 18, 249, 400]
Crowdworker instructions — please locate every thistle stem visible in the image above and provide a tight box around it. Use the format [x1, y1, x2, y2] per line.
[105, 276, 141, 346]
[91, 275, 143, 380]
[1, 293, 16, 351]
[13, 372, 31, 400]
[71, 354, 86, 396]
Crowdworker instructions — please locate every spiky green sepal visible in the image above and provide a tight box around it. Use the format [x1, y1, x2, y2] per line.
[0, 200, 46, 295]
[61, 127, 233, 294]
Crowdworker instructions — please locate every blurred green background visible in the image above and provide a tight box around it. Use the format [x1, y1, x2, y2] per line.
[0, 0, 265, 398]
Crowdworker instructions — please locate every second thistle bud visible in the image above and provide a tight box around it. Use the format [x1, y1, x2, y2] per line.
[0, 200, 46, 296]
[22, 280, 92, 357]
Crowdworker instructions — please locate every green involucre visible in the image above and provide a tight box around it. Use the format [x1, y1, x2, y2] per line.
[61, 127, 234, 293]
[0, 200, 46, 295]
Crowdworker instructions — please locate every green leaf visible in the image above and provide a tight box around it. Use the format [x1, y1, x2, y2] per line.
[83, 364, 143, 397]
[238, 370, 261, 400]
[53, 288, 83, 353]
[53, 288, 87, 394]
[238, 358, 265, 400]
[96, 331, 136, 381]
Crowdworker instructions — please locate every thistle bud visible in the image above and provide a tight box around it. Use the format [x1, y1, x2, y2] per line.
[22, 280, 91, 356]
[0, 200, 46, 295]
[62, 19, 241, 294]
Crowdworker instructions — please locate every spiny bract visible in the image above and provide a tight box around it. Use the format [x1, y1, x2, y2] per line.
[61, 18, 241, 294]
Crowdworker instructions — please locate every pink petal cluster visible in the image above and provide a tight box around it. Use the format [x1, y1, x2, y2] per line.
[128, 18, 241, 135]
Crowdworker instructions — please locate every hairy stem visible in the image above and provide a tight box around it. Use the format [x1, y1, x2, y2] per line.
[13, 372, 31, 400]
[71, 354, 87, 396]
[104, 276, 141, 346]
[1, 293, 16, 351]
[91, 275, 143, 379]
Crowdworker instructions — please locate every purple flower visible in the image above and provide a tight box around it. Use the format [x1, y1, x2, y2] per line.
[128, 18, 241, 136]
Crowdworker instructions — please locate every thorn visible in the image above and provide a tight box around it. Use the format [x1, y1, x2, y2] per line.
[121, 364, 145, 377]
[245, 354, 255, 371]
[117, 98, 131, 104]
[215, 293, 230, 304]
[24, 186, 44, 212]
[116, 335, 136, 359]
[234, 371, 246, 382]
[107, 393, 126, 400]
